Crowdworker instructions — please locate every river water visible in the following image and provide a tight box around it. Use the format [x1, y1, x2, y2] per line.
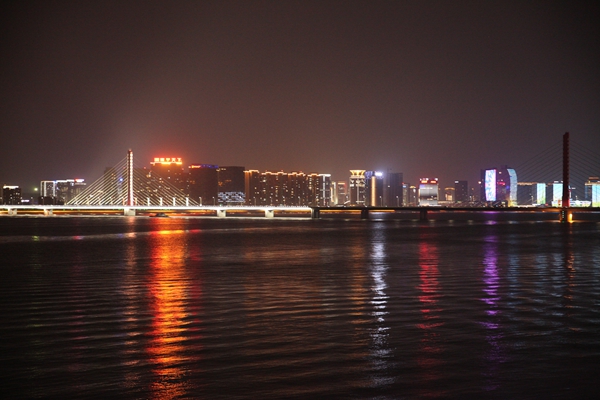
[0, 215, 599, 399]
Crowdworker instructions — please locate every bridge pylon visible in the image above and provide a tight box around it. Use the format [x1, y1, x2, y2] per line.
[562, 132, 569, 209]
[127, 149, 134, 207]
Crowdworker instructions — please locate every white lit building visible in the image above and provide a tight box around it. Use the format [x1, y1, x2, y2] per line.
[418, 178, 439, 206]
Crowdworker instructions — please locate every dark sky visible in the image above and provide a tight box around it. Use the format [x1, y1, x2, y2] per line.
[2, 0, 599, 192]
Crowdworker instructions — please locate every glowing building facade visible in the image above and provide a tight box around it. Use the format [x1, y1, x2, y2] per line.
[244, 170, 331, 206]
[349, 170, 366, 206]
[418, 178, 438, 206]
[585, 177, 600, 207]
[364, 171, 384, 206]
[481, 166, 518, 205]
[547, 182, 567, 206]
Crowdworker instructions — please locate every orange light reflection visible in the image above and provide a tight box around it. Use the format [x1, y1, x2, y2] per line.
[146, 220, 202, 399]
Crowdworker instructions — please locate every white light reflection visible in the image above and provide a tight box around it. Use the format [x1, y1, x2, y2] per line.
[368, 226, 394, 388]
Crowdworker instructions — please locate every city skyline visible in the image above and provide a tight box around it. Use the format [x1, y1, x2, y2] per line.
[5, 151, 599, 207]
[1, 1, 599, 191]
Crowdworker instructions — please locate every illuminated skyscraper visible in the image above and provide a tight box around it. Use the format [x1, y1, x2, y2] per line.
[244, 170, 331, 206]
[55, 179, 86, 204]
[403, 183, 418, 206]
[364, 171, 384, 206]
[585, 177, 600, 207]
[2, 185, 21, 205]
[244, 170, 261, 206]
[444, 187, 455, 202]
[40, 181, 55, 197]
[336, 181, 350, 205]
[39, 181, 57, 205]
[349, 170, 366, 206]
[303, 173, 331, 206]
[150, 157, 186, 194]
[418, 178, 439, 206]
[546, 181, 570, 206]
[481, 165, 518, 205]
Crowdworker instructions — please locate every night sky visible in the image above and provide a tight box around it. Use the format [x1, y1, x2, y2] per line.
[2, 0, 599, 193]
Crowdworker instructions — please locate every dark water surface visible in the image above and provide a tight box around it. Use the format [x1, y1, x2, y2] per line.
[1, 216, 599, 399]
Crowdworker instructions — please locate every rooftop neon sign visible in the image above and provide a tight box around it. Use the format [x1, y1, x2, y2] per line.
[152, 157, 183, 165]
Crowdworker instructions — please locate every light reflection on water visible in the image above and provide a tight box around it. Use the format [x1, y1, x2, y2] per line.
[1, 218, 599, 399]
[416, 230, 444, 397]
[481, 233, 504, 391]
[368, 224, 393, 389]
[146, 219, 202, 399]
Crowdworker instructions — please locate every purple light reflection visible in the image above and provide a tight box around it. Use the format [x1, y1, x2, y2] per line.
[480, 237, 506, 391]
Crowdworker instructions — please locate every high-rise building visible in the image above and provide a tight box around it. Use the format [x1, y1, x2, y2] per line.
[546, 181, 569, 206]
[334, 181, 348, 205]
[585, 177, 600, 207]
[150, 157, 187, 194]
[418, 178, 438, 206]
[39, 181, 57, 205]
[349, 170, 366, 206]
[189, 164, 219, 205]
[364, 171, 384, 206]
[2, 185, 21, 205]
[444, 187, 455, 202]
[403, 183, 418, 206]
[40, 181, 55, 197]
[218, 166, 245, 205]
[307, 173, 331, 206]
[481, 165, 518, 205]
[454, 180, 468, 203]
[386, 172, 403, 207]
[244, 170, 331, 206]
[517, 182, 547, 205]
[55, 179, 86, 204]
[288, 171, 304, 205]
[517, 182, 534, 205]
[319, 174, 332, 206]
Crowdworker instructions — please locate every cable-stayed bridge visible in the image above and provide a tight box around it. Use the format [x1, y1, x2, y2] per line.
[67, 150, 197, 207]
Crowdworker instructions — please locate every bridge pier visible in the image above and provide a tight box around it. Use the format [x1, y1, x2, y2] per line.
[123, 207, 136, 216]
[217, 209, 227, 218]
[419, 208, 428, 221]
[265, 209, 274, 218]
[311, 208, 320, 219]
[560, 208, 572, 223]
[361, 209, 369, 219]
